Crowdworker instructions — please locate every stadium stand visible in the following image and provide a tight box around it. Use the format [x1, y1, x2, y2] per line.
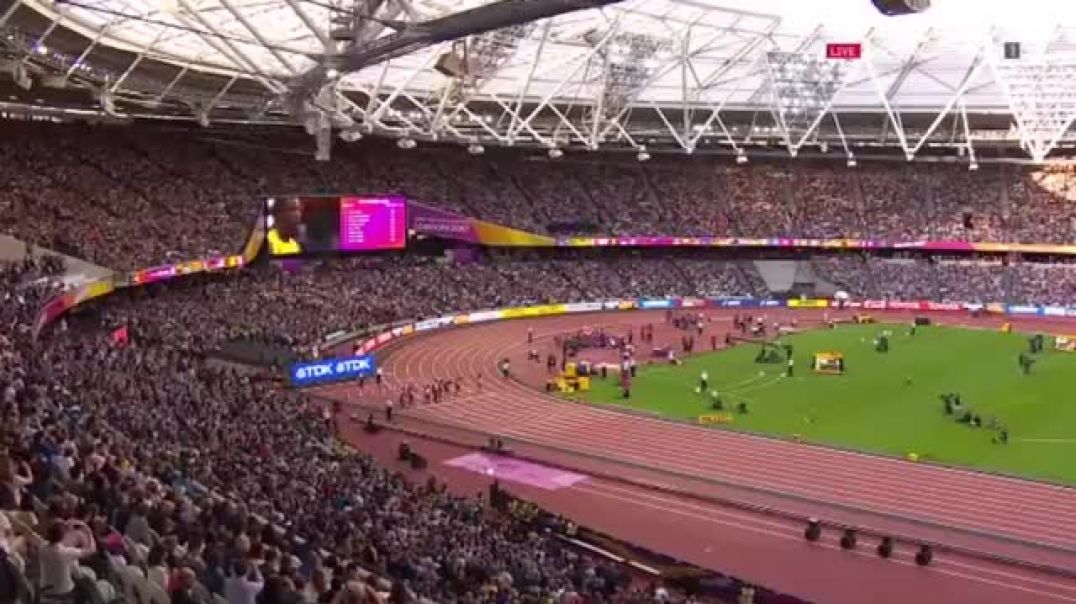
[812, 254, 1076, 305]
[5, 118, 1076, 604]
[2, 253, 770, 604]
[4, 121, 1076, 271]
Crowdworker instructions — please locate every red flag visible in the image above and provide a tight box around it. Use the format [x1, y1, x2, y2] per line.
[111, 325, 129, 347]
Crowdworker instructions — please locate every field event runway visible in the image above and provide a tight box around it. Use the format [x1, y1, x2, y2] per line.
[317, 308, 1076, 602]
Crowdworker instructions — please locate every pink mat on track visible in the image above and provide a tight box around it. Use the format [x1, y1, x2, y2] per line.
[444, 452, 589, 490]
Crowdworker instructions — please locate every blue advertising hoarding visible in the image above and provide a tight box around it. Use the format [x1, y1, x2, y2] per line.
[290, 355, 377, 387]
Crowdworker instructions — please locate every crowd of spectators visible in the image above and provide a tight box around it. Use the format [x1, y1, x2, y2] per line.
[3, 252, 769, 604]
[812, 254, 1076, 305]
[90, 251, 765, 357]
[4, 120, 1076, 272]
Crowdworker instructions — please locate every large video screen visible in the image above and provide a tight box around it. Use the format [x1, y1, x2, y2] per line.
[264, 195, 407, 256]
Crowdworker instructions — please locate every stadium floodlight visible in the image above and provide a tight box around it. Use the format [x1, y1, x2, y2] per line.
[765, 52, 847, 154]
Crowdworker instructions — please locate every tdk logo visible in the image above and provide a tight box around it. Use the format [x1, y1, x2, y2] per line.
[295, 364, 332, 380]
[335, 358, 372, 373]
[290, 355, 376, 387]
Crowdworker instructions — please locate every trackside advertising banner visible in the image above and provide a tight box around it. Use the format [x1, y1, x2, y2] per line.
[787, 298, 829, 309]
[290, 355, 376, 387]
[860, 300, 967, 312]
[351, 296, 1076, 355]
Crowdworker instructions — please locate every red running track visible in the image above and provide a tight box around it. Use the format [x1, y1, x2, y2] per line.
[336, 417, 1076, 604]
[318, 309, 1076, 602]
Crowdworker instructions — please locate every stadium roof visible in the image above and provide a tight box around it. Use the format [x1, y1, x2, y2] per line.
[3, 0, 1076, 162]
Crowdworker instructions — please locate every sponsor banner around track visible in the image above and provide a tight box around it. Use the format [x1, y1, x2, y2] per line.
[787, 298, 829, 309]
[860, 300, 966, 312]
[564, 302, 605, 313]
[926, 302, 964, 311]
[884, 301, 920, 310]
[500, 304, 566, 319]
[290, 355, 376, 387]
[468, 310, 503, 323]
[350, 297, 1076, 355]
[1007, 304, 1041, 316]
[415, 316, 455, 332]
[1044, 306, 1068, 317]
[712, 298, 770, 308]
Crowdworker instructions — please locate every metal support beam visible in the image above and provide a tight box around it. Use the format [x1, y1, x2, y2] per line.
[508, 19, 552, 144]
[368, 44, 446, 121]
[154, 63, 190, 104]
[960, 100, 977, 164]
[282, 0, 331, 49]
[884, 28, 934, 100]
[63, 14, 123, 82]
[907, 52, 984, 155]
[20, 3, 69, 65]
[110, 28, 167, 94]
[510, 24, 622, 140]
[201, 73, 239, 120]
[218, 0, 298, 75]
[0, 0, 23, 28]
[174, 0, 284, 93]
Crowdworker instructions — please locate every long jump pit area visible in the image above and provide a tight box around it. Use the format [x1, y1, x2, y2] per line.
[314, 307, 1076, 604]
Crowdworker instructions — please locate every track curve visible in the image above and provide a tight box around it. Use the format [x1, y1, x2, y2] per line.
[319, 308, 1076, 601]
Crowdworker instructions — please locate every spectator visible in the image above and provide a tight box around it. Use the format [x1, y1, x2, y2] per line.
[38, 519, 96, 600]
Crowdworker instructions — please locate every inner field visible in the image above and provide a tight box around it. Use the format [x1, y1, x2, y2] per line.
[571, 323, 1076, 484]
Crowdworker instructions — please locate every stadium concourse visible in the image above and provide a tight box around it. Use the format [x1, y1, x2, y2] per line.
[318, 307, 1076, 604]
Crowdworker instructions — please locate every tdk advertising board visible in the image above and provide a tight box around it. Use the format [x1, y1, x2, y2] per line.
[289, 355, 376, 387]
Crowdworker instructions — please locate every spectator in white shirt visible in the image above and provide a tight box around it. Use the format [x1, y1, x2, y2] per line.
[38, 519, 96, 599]
[225, 560, 264, 604]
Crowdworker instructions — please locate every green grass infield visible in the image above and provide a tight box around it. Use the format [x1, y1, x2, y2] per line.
[572, 323, 1076, 485]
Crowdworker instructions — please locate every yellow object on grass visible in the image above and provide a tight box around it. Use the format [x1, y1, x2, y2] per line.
[812, 351, 845, 375]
